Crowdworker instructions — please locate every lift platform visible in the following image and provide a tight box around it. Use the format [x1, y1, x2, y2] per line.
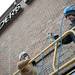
[13, 27, 75, 75]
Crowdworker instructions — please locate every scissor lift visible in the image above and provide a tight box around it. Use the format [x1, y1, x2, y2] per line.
[13, 27, 75, 75]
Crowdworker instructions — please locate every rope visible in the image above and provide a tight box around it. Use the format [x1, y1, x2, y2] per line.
[58, 16, 64, 75]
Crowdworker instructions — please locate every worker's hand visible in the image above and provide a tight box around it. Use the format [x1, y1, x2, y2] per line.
[62, 34, 72, 44]
[17, 59, 30, 70]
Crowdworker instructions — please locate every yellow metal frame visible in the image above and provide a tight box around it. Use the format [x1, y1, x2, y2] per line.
[13, 27, 75, 75]
[53, 42, 58, 71]
[51, 27, 75, 75]
[50, 57, 75, 75]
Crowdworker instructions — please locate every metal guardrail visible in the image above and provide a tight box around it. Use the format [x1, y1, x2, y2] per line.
[51, 27, 75, 75]
[13, 27, 75, 75]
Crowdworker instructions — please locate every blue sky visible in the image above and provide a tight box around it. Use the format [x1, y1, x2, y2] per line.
[0, 0, 15, 17]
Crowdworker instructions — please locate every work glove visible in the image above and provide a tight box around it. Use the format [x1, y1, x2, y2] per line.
[62, 34, 73, 44]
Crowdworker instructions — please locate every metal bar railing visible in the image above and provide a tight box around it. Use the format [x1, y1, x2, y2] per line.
[50, 57, 75, 75]
[53, 41, 58, 71]
[50, 27, 75, 75]
[13, 27, 75, 75]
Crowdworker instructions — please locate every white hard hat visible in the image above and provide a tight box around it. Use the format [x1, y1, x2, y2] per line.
[19, 51, 29, 60]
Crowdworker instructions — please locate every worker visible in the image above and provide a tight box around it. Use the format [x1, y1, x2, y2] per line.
[62, 4, 75, 44]
[64, 4, 75, 28]
[54, 4, 75, 44]
[17, 51, 37, 75]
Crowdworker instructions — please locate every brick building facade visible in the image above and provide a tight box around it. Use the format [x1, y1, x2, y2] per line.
[0, 0, 75, 75]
